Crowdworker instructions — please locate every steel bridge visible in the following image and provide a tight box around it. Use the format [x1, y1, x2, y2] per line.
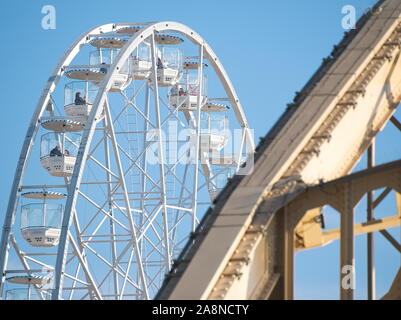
[157, 0, 401, 300]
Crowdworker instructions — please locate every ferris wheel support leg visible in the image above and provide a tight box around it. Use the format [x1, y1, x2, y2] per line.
[52, 215, 103, 300]
[283, 206, 295, 300]
[366, 141, 376, 300]
[171, 161, 191, 245]
[103, 117, 120, 298]
[52, 105, 103, 300]
[150, 33, 172, 273]
[71, 211, 98, 296]
[104, 99, 149, 299]
[190, 44, 204, 232]
[340, 182, 355, 300]
[54, 105, 95, 297]
[139, 83, 151, 257]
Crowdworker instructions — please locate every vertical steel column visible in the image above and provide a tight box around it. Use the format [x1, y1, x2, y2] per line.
[139, 83, 150, 258]
[103, 117, 120, 298]
[284, 206, 294, 300]
[340, 182, 355, 300]
[149, 32, 171, 272]
[191, 44, 204, 232]
[367, 140, 376, 300]
[104, 99, 149, 299]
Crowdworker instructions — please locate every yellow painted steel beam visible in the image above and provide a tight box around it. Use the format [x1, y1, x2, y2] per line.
[396, 192, 401, 216]
[296, 215, 401, 251]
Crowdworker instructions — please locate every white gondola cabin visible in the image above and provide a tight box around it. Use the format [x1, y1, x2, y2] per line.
[40, 132, 81, 177]
[20, 194, 64, 247]
[200, 104, 229, 152]
[169, 73, 207, 110]
[64, 81, 100, 121]
[66, 39, 132, 92]
[155, 42, 183, 87]
[89, 44, 131, 92]
[131, 42, 152, 80]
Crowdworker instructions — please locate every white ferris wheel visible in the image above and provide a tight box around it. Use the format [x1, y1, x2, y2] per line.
[0, 21, 254, 300]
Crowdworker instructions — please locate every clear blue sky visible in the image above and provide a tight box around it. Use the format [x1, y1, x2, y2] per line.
[1, 0, 400, 300]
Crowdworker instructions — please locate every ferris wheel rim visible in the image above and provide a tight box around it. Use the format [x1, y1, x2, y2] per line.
[0, 21, 254, 301]
[54, 21, 254, 300]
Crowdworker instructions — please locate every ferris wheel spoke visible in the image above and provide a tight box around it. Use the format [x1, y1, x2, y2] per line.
[148, 86, 187, 128]
[171, 161, 191, 243]
[85, 154, 120, 180]
[190, 44, 203, 231]
[155, 165, 192, 197]
[118, 248, 135, 300]
[67, 233, 102, 299]
[84, 245, 140, 292]
[137, 207, 164, 243]
[80, 241, 143, 297]
[67, 261, 81, 299]
[171, 234, 192, 256]
[78, 179, 138, 228]
[23, 254, 57, 272]
[121, 97, 156, 129]
[79, 257, 134, 298]
[140, 221, 166, 251]
[113, 139, 161, 189]
[142, 234, 169, 262]
[168, 211, 192, 235]
[197, 165, 228, 191]
[77, 192, 130, 234]
[145, 263, 166, 292]
[63, 272, 89, 287]
[137, 206, 166, 244]
[87, 133, 107, 158]
[115, 83, 147, 122]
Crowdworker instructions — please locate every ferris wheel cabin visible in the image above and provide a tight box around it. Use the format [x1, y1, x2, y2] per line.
[20, 192, 65, 247]
[169, 64, 208, 110]
[65, 37, 131, 92]
[64, 81, 100, 120]
[154, 35, 183, 86]
[39, 130, 82, 177]
[199, 103, 229, 152]
[131, 42, 152, 80]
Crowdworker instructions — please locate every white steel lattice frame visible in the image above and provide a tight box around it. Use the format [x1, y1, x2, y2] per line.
[0, 22, 254, 300]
